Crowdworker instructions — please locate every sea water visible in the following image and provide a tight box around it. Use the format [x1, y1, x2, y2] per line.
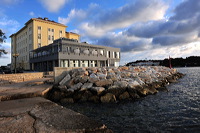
[62, 67, 200, 133]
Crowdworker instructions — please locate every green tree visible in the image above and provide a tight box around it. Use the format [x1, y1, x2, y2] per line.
[0, 29, 7, 56]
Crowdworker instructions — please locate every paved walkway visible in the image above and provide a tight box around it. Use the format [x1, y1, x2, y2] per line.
[0, 97, 110, 132]
[0, 78, 53, 101]
[0, 78, 111, 132]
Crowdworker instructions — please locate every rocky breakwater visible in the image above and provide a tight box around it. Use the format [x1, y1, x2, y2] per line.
[48, 66, 184, 103]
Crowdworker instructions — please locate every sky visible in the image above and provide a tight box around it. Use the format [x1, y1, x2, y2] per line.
[0, 0, 200, 66]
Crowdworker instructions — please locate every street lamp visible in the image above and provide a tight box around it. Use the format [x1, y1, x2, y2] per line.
[12, 53, 19, 73]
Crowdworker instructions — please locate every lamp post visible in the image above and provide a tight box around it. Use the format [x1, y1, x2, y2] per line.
[12, 53, 19, 73]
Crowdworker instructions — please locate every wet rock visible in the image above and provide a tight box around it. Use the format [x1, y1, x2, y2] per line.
[100, 93, 117, 103]
[107, 85, 126, 97]
[51, 91, 64, 102]
[88, 96, 100, 103]
[147, 87, 158, 94]
[136, 88, 148, 96]
[60, 98, 74, 104]
[90, 87, 105, 95]
[79, 91, 93, 102]
[129, 92, 140, 99]
[119, 91, 130, 100]
[156, 86, 169, 92]
[95, 79, 113, 87]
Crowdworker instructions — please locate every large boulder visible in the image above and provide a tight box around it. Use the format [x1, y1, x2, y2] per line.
[119, 91, 130, 100]
[90, 87, 105, 95]
[128, 81, 140, 89]
[59, 74, 71, 86]
[89, 73, 100, 83]
[97, 73, 107, 79]
[71, 68, 88, 77]
[79, 91, 93, 102]
[79, 76, 89, 83]
[80, 83, 93, 91]
[95, 79, 113, 87]
[68, 82, 83, 92]
[100, 93, 117, 103]
[88, 96, 100, 103]
[113, 81, 128, 89]
[107, 85, 126, 97]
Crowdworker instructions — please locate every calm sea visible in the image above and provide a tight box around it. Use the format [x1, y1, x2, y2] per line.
[62, 67, 200, 133]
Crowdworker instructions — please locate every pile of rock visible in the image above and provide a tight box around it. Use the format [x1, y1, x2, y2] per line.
[48, 66, 184, 103]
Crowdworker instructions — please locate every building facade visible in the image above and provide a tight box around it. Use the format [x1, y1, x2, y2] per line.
[30, 38, 120, 71]
[10, 17, 80, 70]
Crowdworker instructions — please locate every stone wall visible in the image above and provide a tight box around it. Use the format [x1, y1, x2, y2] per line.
[0, 72, 44, 85]
[48, 66, 184, 103]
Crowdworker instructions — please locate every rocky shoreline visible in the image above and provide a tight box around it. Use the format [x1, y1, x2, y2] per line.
[48, 66, 184, 103]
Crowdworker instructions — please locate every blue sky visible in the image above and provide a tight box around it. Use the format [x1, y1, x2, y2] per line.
[0, 0, 200, 66]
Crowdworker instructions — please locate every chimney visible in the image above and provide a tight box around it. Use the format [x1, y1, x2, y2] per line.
[44, 17, 48, 20]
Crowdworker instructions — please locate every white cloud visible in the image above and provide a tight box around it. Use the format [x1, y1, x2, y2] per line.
[59, 0, 168, 37]
[38, 0, 69, 13]
[29, 11, 35, 17]
[0, 17, 20, 35]
[58, 0, 200, 65]
[0, 17, 19, 65]
[120, 42, 200, 65]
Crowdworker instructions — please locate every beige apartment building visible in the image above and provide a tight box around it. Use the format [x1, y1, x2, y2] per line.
[10, 17, 80, 70]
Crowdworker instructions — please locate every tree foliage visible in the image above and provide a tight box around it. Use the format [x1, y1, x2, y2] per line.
[0, 29, 7, 56]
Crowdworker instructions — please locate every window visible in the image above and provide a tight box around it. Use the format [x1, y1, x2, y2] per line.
[52, 29, 54, 32]
[38, 43, 41, 48]
[59, 30, 62, 37]
[38, 26, 41, 30]
[48, 28, 51, 32]
[100, 50, 104, 55]
[52, 36, 54, 41]
[38, 34, 41, 39]
[48, 35, 51, 40]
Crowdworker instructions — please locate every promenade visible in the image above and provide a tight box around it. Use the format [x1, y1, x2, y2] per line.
[0, 78, 110, 132]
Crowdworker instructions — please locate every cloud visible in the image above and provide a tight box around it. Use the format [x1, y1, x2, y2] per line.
[152, 33, 199, 46]
[0, 0, 22, 5]
[0, 17, 20, 36]
[92, 0, 167, 31]
[59, 0, 200, 65]
[29, 11, 35, 17]
[59, 0, 167, 37]
[38, 0, 69, 13]
[58, 3, 100, 25]
[170, 0, 200, 21]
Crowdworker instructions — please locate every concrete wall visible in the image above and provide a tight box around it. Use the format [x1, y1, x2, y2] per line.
[0, 72, 44, 85]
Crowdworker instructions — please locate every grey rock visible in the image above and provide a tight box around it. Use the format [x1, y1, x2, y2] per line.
[59, 74, 71, 86]
[68, 82, 83, 92]
[80, 83, 93, 91]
